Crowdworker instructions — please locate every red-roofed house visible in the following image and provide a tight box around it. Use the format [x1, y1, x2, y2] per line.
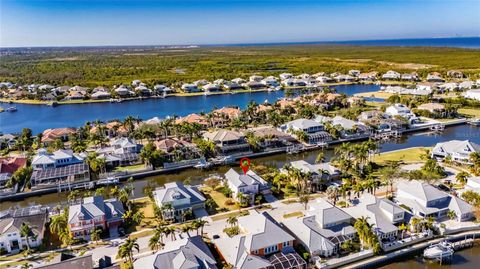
[41, 127, 77, 145]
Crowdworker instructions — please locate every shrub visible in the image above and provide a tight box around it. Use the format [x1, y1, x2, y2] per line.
[223, 226, 240, 237]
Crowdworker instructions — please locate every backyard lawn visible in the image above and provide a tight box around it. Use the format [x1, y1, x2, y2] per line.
[132, 197, 157, 230]
[372, 147, 431, 164]
[459, 108, 480, 118]
[200, 187, 238, 212]
[114, 164, 146, 172]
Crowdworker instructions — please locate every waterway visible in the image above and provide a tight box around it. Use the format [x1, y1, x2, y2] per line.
[0, 84, 381, 134]
[378, 244, 480, 269]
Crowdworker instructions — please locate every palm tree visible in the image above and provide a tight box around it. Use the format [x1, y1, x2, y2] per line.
[227, 216, 238, 228]
[20, 223, 35, 252]
[148, 233, 164, 252]
[447, 210, 457, 220]
[456, 171, 469, 186]
[398, 223, 408, 240]
[180, 224, 192, 237]
[118, 237, 140, 265]
[195, 219, 208, 236]
[315, 151, 325, 163]
[21, 263, 32, 269]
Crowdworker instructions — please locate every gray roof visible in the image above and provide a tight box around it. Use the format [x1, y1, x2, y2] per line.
[432, 140, 480, 158]
[68, 196, 124, 224]
[215, 211, 294, 268]
[344, 194, 405, 235]
[134, 236, 217, 269]
[288, 160, 339, 177]
[285, 119, 322, 130]
[397, 180, 448, 202]
[153, 182, 206, 207]
[225, 168, 268, 188]
[203, 129, 245, 143]
[0, 206, 48, 238]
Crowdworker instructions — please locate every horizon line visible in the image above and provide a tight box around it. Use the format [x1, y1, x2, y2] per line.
[1, 36, 479, 49]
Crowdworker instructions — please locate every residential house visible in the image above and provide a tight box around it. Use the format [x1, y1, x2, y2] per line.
[396, 180, 474, 221]
[135, 85, 152, 96]
[0, 133, 16, 149]
[344, 193, 406, 242]
[213, 107, 242, 120]
[154, 84, 174, 95]
[416, 103, 446, 117]
[385, 104, 417, 122]
[0, 157, 27, 193]
[465, 176, 480, 193]
[280, 119, 331, 144]
[89, 121, 128, 138]
[431, 140, 480, 164]
[114, 86, 132, 97]
[203, 83, 221, 92]
[181, 84, 200, 93]
[283, 199, 356, 257]
[154, 138, 198, 161]
[463, 89, 480, 101]
[32, 148, 83, 170]
[203, 129, 251, 154]
[249, 75, 264, 82]
[30, 162, 90, 189]
[280, 73, 293, 80]
[224, 82, 244, 90]
[175, 113, 209, 127]
[68, 196, 124, 239]
[243, 81, 265, 89]
[91, 91, 111, 100]
[193, 79, 209, 86]
[153, 182, 206, 221]
[245, 126, 296, 148]
[224, 168, 271, 204]
[41, 127, 77, 145]
[215, 211, 296, 269]
[261, 76, 279, 87]
[348, 70, 361, 77]
[427, 72, 445, 83]
[459, 81, 474, 90]
[133, 236, 217, 269]
[382, 71, 401, 80]
[93, 137, 140, 168]
[316, 76, 335, 84]
[0, 206, 48, 253]
[287, 160, 340, 184]
[231, 78, 246, 84]
[358, 72, 378, 82]
[334, 74, 356, 82]
[401, 73, 419, 81]
[447, 70, 465, 79]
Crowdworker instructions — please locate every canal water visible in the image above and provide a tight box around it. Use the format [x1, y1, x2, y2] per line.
[378, 245, 480, 269]
[0, 84, 380, 134]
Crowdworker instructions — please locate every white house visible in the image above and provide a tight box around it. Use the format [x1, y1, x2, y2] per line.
[382, 70, 401, 80]
[463, 89, 480, 101]
[224, 168, 270, 204]
[465, 176, 480, 193]
[385, 104, 417, 121]
[153, 182, 206, 222]
[280, 119, 331, 144]
[431, 140, 480, 164]
[31, 148, 83, 170]
[181, 83, 200, 93]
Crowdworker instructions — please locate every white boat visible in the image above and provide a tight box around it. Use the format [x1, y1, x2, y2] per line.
[97, 177, 120, 186]
[423, 241, 454, 259]
[194, 161, 213, 169]
[5, 107, 17, 112]
[468, 118, 480, 126]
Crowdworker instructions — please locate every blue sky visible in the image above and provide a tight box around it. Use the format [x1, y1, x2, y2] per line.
[1, 0, 479, 47]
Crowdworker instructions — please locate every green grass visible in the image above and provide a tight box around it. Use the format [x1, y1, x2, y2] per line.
[2, 45, 480, 87]
[200, 187, 238, 212]
[459, 108, 480, 118]
[373, 147, 431, 164]
[114, 164, 146, 172]
[283, 211, 304, 219]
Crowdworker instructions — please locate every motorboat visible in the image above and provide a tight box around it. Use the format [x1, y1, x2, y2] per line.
[5, 106, 17, 112]
[194, 160, 213, 169]
[468, 118, 480, 126]
[423, 241, 454, 259]
[97, 177, 120, 186]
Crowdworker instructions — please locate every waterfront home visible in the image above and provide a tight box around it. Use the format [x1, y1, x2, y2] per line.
[283, 198, 356, 257]
[465, 176, 480, 193]
[347, 96, 364, 106]
[213, 107, 242, 119]
[224, 168, 271, 204]
[316, 76, 335, 84]
[427, 72, 445, 83]
[30, 162, 90, 189]
[280, 119, 331, 144]
[344, 193, 406, 242]
[193, 79, 208, 86]
[261, 76, 279, 87]
[447, 70, 465, 79]
[65, 90, 86, 100]
[334, 74, 356, 82]
[463, 89, 480, 101]
[90, 120, 128, 138]
[358, 72, 378, 82]
[203, 129, 251, 154]
[287, 160, 340, 183]
[223, 81, 243, 90]
[280, 73, 293, 80]
[32, 148, 83, 170]
[181, 83, 200, 93]
[249, 75, 264, 82]
[132, 80, 142, 87]
[0, 157, 27, 192]
[202, 83, 221, 92]
[396, 180, 474, 221]
[154, 138, 194, 153]
[385, 104, 417, 121]
[330, 116, 370, 137]
[154, 84, 174, 95]
[114, 86, 132, 97]
[243, 81, 265, 89]
[431, 140, 480, 164]
[439, 82, 458, 92]
[41, 127, 77, 145]
[214, 79, 227, 85]
[215, 211, 296, 268]
[153, 182, 206, 221]
[35, 254, 94, 269]
[111, 137, 140, 153]
[175, 113, 209, 127]
[401, 73, 419, 81]
[349, 70, 361, 77]
[231, 78, 246, 84]
[357, 110, 386, 122]
[91, 90, 111, 100]
[0, 133, 16, 149]
[382, 70, 401, 80]
[416, 103, 446, 117]
[134, 235, 217, 269]
[68, 196, 124, 239]
[245, 126, 297, 148]
[0, 206, 48, 254]
[135, 85, 152, 96]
